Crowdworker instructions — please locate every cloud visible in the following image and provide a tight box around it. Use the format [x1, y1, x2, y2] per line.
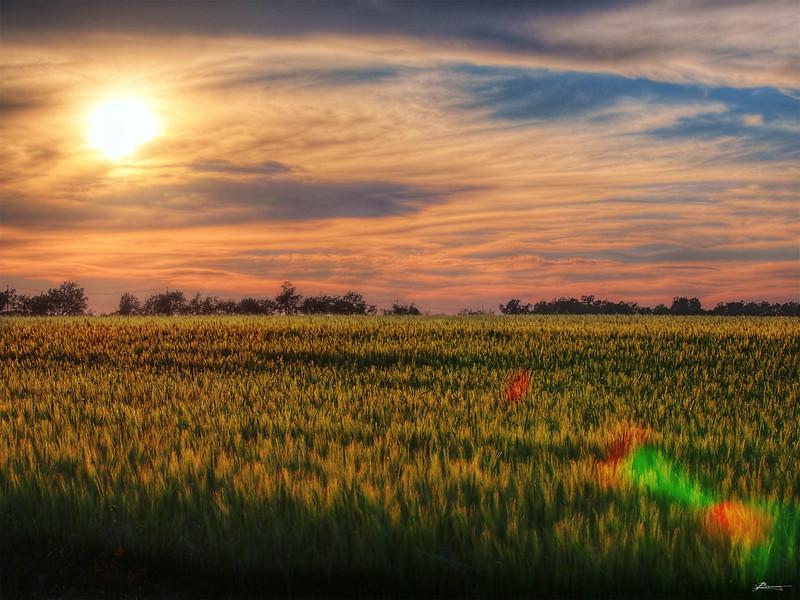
[201, 66, 400, 91]
[0, 87, 58, 117]
[462, 66, 799, 121]
[532, 243, 799, 265]
[190, 160, 292, 175]
[0, 195, 100, 229]
[456, 66, 800, 162]
[0, 175, 455, 230]
[644, 114, 800, 162]
[741, 114, 764, 127]
[3, 0, 798, 88]
[458, 66, 697, 121]
[1, 2, 798, 312]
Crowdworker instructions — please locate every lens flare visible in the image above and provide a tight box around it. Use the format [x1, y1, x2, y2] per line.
[504, 369, 531, 404]
[597, 424, 653, 487]
[704, 501, 772, 546]
[624, 446, 714, 507]
[602, 424, 653, 465]
[594, 423, 797, 570]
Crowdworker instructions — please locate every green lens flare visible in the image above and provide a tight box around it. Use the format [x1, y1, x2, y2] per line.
[612, 443, 798, 576]
[622, 446, 714, 507]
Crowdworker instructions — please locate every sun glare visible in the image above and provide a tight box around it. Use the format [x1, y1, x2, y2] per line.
[88, 97, 159, 160]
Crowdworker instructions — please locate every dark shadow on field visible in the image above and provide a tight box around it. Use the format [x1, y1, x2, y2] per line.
[5, 323, 753, 381]
[0, 486, 770, 599]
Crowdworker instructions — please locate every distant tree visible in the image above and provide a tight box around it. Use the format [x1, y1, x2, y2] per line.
[776, 302, 800, 317]
[18, 293, 52, 316]
[710, 300, 800, 317]
[238, 297, 276, 315]
[341, 291, 377, 315]
[216, 299, 239, 315]
[499, 298, 532, 315]
[605, 300, 638, 315]
[13, 282, 87, 316]
[385, 302, 421, 315]
[533, 297, 581, 314]
[670, 296, 704, 315]
[301, 295, 334, 314]
[8, 279, 797, 317]
[187, 293, 205, 315]
[0, 287, 17, 314]
[142, 291, 187, 316]
[238, 297, 260, 315]
[187, 293, 232, 315]
[274, 281, 302, 315]
[118, 292, 141, 316]
[300, 291, 376, 315]
[458, 307, 495, 315]
[45, 282, 88, 316]
[500, 295, 705, 316]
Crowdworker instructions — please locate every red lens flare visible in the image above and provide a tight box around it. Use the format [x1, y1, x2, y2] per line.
[596, 423, 653, 487]
[504, 369, 531, 404]
[602, 424, 653, 466]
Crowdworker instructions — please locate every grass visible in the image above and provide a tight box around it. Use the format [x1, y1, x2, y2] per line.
[0, 316, 798, 597]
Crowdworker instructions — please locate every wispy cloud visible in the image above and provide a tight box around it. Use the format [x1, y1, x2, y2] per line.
[190, 160, 293, 176]
[4, 1, 798, 87]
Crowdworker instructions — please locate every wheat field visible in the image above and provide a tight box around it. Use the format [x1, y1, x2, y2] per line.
[1, 316, 797, 597]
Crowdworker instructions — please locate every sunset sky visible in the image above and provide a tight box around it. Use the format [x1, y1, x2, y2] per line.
[1, 0, 798, 313]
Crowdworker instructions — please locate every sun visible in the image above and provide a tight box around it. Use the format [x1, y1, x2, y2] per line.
[88, 97, 160, 160]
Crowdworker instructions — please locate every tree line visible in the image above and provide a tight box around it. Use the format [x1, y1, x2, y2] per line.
[0, 281, 421, 316]
[114, 282, 422, 316]
[1, 282, 798, 316]
[499, 295, 800, 316]
[0, 282, 88, 316]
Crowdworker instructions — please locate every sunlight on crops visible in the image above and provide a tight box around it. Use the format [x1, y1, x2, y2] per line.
[0, 316, 798, 595]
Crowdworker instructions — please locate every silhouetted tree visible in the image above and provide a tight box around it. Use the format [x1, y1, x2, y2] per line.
[499, 299, 532, 314]
[0, 287, 17, 314]
[776, 302, 800, 316]
[118, 292, 141, 316]
[274, 281, 302, 315]
[341, 291, 377, 315]
[143, 291, 187, 315]
[300, 291, 376, 315]
[710, 300, 800, 317]
[670, 296, 704, 315]
[188, 293, 236, 315]
[12, 282, 88, 316]
[18, 293, 52, 316]
[44, 282, 88, 316]
[7, 280, 798, 317]
[499, 295, 708, 316]
[238, 297, 276, 315]
[385, 302, 421, 315]
[458, 307, 495, 315]
[216, 299, 239, 315]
